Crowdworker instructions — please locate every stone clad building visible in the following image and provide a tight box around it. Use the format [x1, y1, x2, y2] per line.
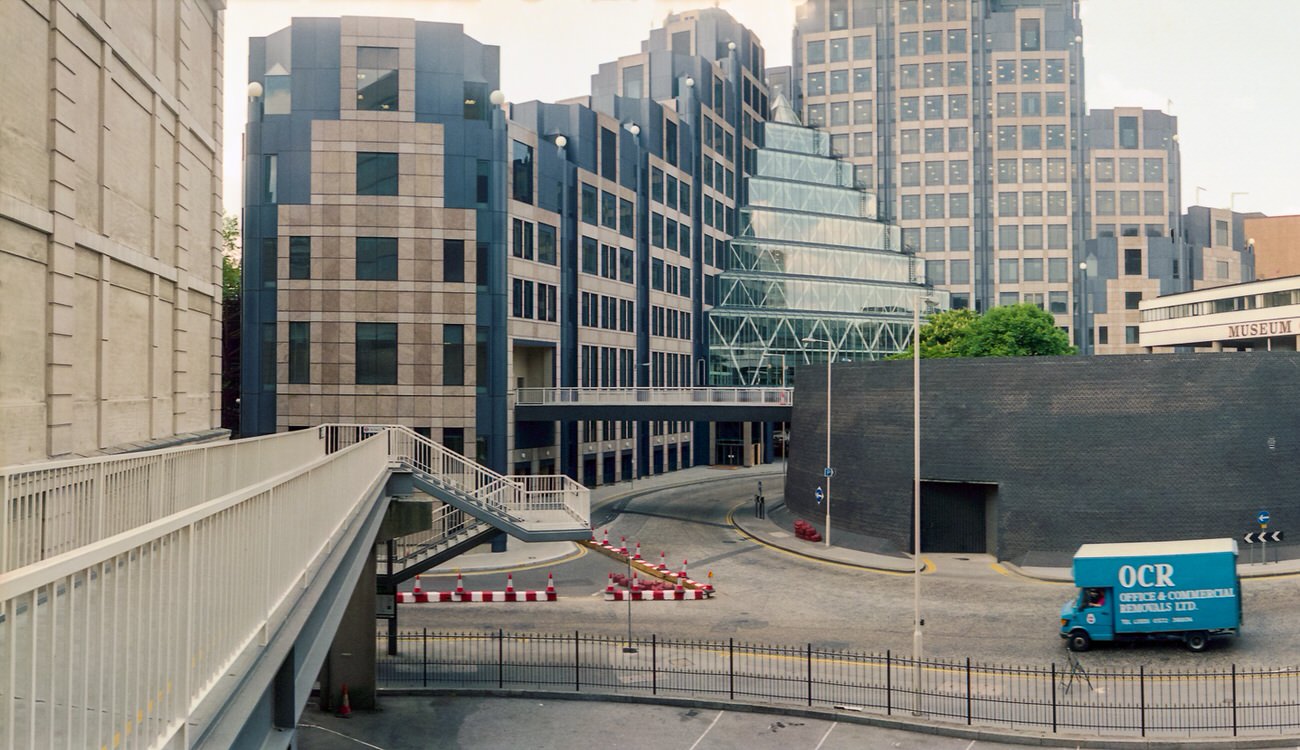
[0, 0, 227, 464]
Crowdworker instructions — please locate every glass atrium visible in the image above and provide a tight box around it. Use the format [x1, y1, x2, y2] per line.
[708, 95, 947, 386]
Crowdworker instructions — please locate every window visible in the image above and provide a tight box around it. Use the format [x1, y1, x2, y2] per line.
[948, 94, 967, 119]
[997, 93, 1016, 118]
[1023, 225, 1043, 249]
[537, 224, 556, 265]
[1144, 191, 1164, 216]
[950, 259, 970, 284]
[602, 191, 617, 228]
[923, 0, 941, 21]
[829, 0, 849, 29]
[1120, 190, 1140, 215]
[444, 239, 465, 282]
[261, 154, 276, 202]
[925, 161, 944, 186]
[998, 225, 1019, 249]
[948, 62, 967, 86]
[830, 69, 849, 94]
[1045, 92, 1066, 116]
[443, 324, 465, 385]
[899, 32, 918, 56]
[925, 225, 945, 249]
[999, 258, 1019, 283]
[1046, 125, 1066, 150]
[949, 161, 968, 185]
[950, 225, 969, 251]
[511, 140, 534, 204]
[651, 258, 664, 290]
[620, 198, 634, 238]
[901, 161, 920, 186]
[288, 322, 309, 384]
[901, 130, 920, 154]
[946, 0, 966, 19]
[923, 62, 943, 87]
[357, 237, 397, 280]
[289, 236, 311, 279]
[1125, 248, 1142, 275]
[949, 192, 969, 218]
[1144, 158, 1164, 183]
[1024, 258, 1043, 281]
[899, 0, 918, 23]
[923, 95, 943, 119]
[998, 191, 1019, 216]
[476, 160, 489, 204]
[999, 292, 1020, 307]
[1119, 116, 1139, 149]
[853, 35, 871, 59]
[900, 97, 919, 120]
[853, 67, 871, 92]
[1022, 158, 1042, 183]
[997, 125, 1017, 150]
[1125, 292, 1142, 310]
[512, 218, 533, 260]
[948, 127, 968, 151]
[925, 128, 944, 153]
[1048, 224, 1068, 249]
[998, 158, 1017, 183]
[1048, 258, 1068, 282]
[1021, 92, 1041, 116]
[1049, 291, 1067, 314]
[830, 101, 850, 125]
[807, 72, 826, 96]
[925, 260, 945, 284]
[853, 164, 873, 189]
[1023, 191, 1042, 216]
[947, 28, 966, 53]
[831, 133, 849, 157]
[806, 40, 825, 64]
[807, 104, 826, 127]
[899, 64, 919, 88]
[622, 65, 643, 98]
[600, 127, 617, 179]
[1098, 326, 1109, 345]
[1215, 219, 1229, 246]
[357, 46, 398, 111]
[830, 37, 849, 62]
[1119, 158, 1140, 182]
[1125, 326, 1140, 345]
[357, 152, 398, 195]
[996, 60, 1016, 84]
[854, 132, 873, 156]
[1095, 158, 1114, 182]
[1047, 158, 1067, 182]
[581, 183, 597, 224]
[651, 213, 664, 247]
[581, 236, 598, 274]
[1047, 191, 1067, 215]
[923, 30, 943, 54]
[1045, 59, 1065, 84]
[1217, 260, 1230, 279]
[264, 75, 291, 115]
[620, 247, 634, 283]
[901, 195, 920, 219]
[854, 99, 873, 124]
[1022, 124, 1041, 149]
[1021, 18, 1041, 51]
[355, 322, 397, 385]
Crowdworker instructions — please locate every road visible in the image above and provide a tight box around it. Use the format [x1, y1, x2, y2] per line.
[395, 475, 1300, 670]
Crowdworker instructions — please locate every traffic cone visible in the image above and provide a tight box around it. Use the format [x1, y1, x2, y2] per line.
[605, 573, 615, 595]
[546, 573, 555, 595]
[619, 536, 628, 556]
[602, 529, 610, 548]
[506, 573, 515, 593]
[704, 570, 714, 592]
[336, 683, 352, 718]
[633, 542, 642, 560]
[455, 572, 464, 594]
[413, 575, 422, 595]
[658, 551, 668, 571]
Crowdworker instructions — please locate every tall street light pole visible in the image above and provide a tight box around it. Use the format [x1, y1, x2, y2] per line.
[1078, 261, 1089, 355]
[912, 295, 932, 707]
[802, 336, 832, 547]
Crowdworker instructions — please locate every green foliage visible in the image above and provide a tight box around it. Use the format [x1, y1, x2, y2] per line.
[220, 214, 241, 302]
[891, 303, 1076, 359]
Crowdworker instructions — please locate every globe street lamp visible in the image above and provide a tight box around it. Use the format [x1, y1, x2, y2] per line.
[913, 294, 933, 709]
[801, 336, 833, 547]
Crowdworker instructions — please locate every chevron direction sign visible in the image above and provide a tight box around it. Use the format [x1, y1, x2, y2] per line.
[1243, 531, 1284, 544]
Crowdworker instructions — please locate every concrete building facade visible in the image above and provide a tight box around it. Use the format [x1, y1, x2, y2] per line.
[1, 0, 227, 464]
[1245, 214, 1300, 280]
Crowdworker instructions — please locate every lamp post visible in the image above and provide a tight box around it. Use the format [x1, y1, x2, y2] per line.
[1078, 261, 1089, 355]
[912, 294, 932, 708]
[801, 336, 833, 548]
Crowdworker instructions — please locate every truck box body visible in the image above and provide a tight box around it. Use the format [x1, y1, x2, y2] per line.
[1060, 538, 1240, 651]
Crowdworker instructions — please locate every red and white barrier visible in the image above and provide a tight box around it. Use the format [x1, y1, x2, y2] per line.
[397, 572, 557, 603]
[605, 589, 713, 601]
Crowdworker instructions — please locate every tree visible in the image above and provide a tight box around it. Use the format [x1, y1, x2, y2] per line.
[219, 214, 242, 433]
[892, 303, 1075, 359]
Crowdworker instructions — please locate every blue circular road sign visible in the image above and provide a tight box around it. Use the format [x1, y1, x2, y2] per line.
[1259, 510, 1271, 526]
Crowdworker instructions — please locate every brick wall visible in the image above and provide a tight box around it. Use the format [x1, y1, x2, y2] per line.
[789, 352, 1300, 561]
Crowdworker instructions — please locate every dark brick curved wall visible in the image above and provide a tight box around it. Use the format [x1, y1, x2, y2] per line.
[788, 352, 1300, 561]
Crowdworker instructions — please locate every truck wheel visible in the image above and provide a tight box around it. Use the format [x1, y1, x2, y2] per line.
[1067, 631, 1092, 652]
[1185, 632, 1209, 652]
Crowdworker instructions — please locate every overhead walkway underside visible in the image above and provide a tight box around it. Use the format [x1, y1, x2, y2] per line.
[514, 386, 794, 422]
[0, 424, 590, 750]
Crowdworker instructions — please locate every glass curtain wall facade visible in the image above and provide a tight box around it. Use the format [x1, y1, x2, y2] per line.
[709, 96, 946, 385]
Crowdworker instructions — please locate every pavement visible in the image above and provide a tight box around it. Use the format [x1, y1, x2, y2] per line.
[431, 461, 1300, 582]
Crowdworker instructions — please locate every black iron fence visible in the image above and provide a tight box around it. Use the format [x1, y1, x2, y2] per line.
[376, 629, 1300, 738]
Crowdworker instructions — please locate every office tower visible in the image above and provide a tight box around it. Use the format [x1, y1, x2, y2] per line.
[242, 10, 769, 477]
[1, 0, 226, 464]
[708, 95, 946, 386]
[791, 0, 1087, 328]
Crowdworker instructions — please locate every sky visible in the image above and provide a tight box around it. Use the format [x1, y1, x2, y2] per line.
[222, 0, 1300, 219]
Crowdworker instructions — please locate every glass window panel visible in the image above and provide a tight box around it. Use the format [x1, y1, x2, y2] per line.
[925, 193, 945, 218]
[999, 258, 1019, 283]
[999, 192, 1018, 216]
[830, 69, 850, 94]
[830, 101, 850, 125]
[1049, 257, 1068, 282]
[854, 67, 872, 92]
[357, 46, 398, 111]
[948, 29, 967, 53]
[948, 62, 967, 86]
[900, 64, 919, 88]
[900, 130, 920, 154]
[950, 225, 969, 251]
[1022, 124, 1041, 149]
[926, 259, 946, 283]
[923, 62, 943, 87]
[1119, 158, 1140, 182]
[1144, 158, 1164, 182]
[356, 236, 397, 280]
[1095, 158, 1114, 182]
[949, 192, 969, 217]
[1021, 92, 1041, 116]
[1023, 225, 1044, 249]
[949, 160, 968, 185]
[1047, 158, 1067, 182]
[1046, 124, 1066, 149]
[807, 104, 826, 127]
[1045, 58, 1065, 84]
[1022, 158, 1043, 182]
[807, 72, 826, 96]
[998, 158, 1017, 183]
[925, 161, 944, 185]
[996, 60, 1016, 84]
[830, 37, 849, 62]
[924, 30, 943, 54]
[948, 94, 967, 118]
[1047, 191, 1067, 215]
[1045, 92, 1065, 116]
[950, 259, 970, 283]
[1144, 190, 1164, 215]
[997, 125, 1017, 150]
[854, 99, 873, 124]
[901, 161, 920, 185]
[1120, 190, 1140, 215]
[901, 194, 921, 219]
[997, 93, 1016, 117]
[925, 127, 944, 152]
[357, 152, 398, 195]
[854, 131, 873, 156]
[853, 35, 872, 59]
[1048, 224, 1068, 248]
[900, 97, 919, 120]
[807, 40, 826, 64]
[899, 32, 919, 56]
[948, 126, 968, 151]
[1024, 258, 1043, 281]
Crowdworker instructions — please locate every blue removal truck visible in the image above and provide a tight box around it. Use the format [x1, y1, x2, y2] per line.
[1059, 538, 1241, 653]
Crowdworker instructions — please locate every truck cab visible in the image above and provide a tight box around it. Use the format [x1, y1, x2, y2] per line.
[1060, 586, 1114, 652]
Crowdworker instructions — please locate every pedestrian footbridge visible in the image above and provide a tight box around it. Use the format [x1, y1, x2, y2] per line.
[0, 425, 590, 749]
[514, 386, 794, 422]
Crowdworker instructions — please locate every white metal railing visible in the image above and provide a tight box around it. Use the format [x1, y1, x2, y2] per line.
[0, 429, 323, 574]
[514, 386, 793, 407]
[381, 503, 486, 566]
[0, 432, 389, 750]
[321, 424, 589, 531]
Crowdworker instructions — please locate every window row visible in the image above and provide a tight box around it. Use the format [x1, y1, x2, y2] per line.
[805, 35, 873, 65]
[580, 183, 636, 238]
[580, 345, 635, 388]
[995, 59, 1067, 85]
[806, 67, 873, 97]
[286, 322, 464, 387]
[700, 156, 735, 198]
[897, 61, 968, 89]
[650, 305, 692, 340]
[276, 236, 465, 283]
[651, 258, 692, 297]
[995, 157, 1071, 184]
[899, 127, 967, 154]
[1095, 190, 1166, 217]
[701, 116, 736, 160]
[900, 94, 970, 121]
[896, 28, 968, 57]
[992, 192, 1072, 218]
[821, 0, 966, 30]
[1095, 223, 1168, 239]
[581, 239, 635, 283]
[701, 196, 734, 235]
[1095, 157, 1164, 183]
[994, 92, 1070, 118]
[511, 279, 558, 322]
[512, 219, 558, 265]
[580, 292, 634, 332]
[650, 213, 693, 255]
[650, 168, 692, 214]
[996, 124, 1070, 151]
[649, 350, 695, 388]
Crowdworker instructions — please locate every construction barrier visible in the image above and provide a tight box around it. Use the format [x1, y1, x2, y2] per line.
[396, 572, 557, 603]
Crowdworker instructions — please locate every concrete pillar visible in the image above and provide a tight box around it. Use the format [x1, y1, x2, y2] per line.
[320, 549, 378, 711]
[742, 422, 753, 467]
